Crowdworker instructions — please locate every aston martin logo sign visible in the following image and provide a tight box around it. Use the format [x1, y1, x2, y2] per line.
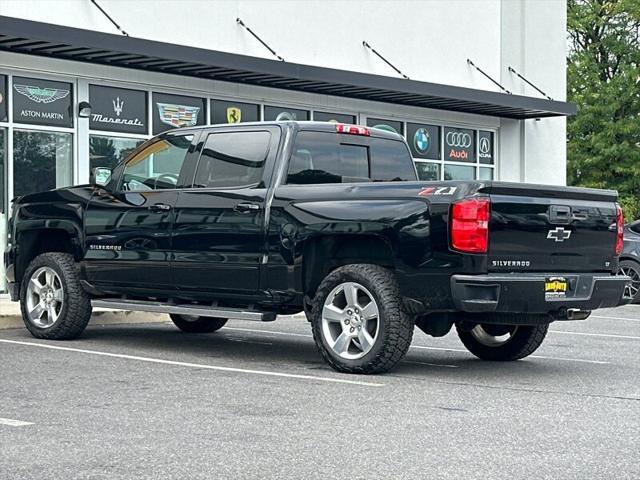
[13, 77, 73, 127]
[157, 103, 200, 128]
[14, 84, 69, 104]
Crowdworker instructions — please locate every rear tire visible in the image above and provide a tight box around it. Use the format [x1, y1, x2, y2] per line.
[20, 252, 92, 340]
[169, 314, 228, 333]
[310, 264, 413, 374]
[456, 321, 548, 361]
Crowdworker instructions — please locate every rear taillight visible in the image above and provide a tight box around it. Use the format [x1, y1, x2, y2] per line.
[615, 204, 624, 256]
[335, 123, 370, 136]
[450, 197, 490, 254]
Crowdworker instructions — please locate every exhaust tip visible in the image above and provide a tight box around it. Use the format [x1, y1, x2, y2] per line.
[567, 308, 591, 321]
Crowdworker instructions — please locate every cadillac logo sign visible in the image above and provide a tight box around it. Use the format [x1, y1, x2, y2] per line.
[157, 103, 200, 128]
[14, 84, 69, 104]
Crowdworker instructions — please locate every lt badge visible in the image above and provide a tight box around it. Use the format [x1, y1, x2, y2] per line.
[227, 107, 241, 123]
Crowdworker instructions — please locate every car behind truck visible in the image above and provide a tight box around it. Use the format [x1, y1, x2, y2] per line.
[4, 121, 631, 373]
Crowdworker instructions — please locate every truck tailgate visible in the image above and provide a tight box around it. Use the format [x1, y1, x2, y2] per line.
[481, 183, 618, 272]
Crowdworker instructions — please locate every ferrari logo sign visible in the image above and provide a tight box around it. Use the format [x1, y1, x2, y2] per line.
[227, 107, 241, 123]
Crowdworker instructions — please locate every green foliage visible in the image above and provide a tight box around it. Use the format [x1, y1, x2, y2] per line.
[567, 0, 640, 220]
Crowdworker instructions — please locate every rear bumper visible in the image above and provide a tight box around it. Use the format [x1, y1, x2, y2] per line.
[451, 273, 631, 314]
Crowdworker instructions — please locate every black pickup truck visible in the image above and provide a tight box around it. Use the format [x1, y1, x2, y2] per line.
[4, 121, 631, 373]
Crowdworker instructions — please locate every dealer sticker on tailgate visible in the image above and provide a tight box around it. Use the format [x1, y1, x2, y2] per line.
[545, 276, 568, 300]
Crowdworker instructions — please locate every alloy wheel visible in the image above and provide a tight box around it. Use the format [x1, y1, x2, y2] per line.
[25, 266, 64, 328]
[618, 265, 640, 299]
[321, 282, 380, 360]
[470, 324, 518, 347]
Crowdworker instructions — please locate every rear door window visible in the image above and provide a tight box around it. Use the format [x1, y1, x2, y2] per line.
[193, 131, 271, 189]
[286, 131, 416, 185]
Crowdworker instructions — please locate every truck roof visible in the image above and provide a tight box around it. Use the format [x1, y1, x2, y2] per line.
[165, 121, 405, 141]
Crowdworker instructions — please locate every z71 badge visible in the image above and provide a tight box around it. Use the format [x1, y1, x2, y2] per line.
[545, 276, 568, 300]
[418, 186, 457, 197]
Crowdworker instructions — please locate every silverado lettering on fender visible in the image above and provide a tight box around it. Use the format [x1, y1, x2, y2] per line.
[4, 121, 631, 373]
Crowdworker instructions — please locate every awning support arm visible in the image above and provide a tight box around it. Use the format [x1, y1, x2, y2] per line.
[362, 41, 410, 79]
[90, 0, 129, 36]
[236, 18, 285, 62]
[508, 66, 553, 100]
[467, 59, 510, 94]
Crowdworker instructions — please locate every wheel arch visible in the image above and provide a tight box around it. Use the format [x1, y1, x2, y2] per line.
[15, 223, 82, 287]
[301, 234, 396, 298]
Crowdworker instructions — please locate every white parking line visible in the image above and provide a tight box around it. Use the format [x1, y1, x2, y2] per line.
[0, 339, 383, 388]
[0, 417, 34, 427]
[226, 327, 611, 365]
[410, 344, 610, 364]
[404, 360, 459, 368]
[590, 314, 640, 323]
[549, 330, 640, 340]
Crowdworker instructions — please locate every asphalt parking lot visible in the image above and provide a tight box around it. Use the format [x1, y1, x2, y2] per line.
[1, 305, 639, 480]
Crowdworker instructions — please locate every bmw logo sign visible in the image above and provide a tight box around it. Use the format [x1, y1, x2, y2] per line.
[413, 128, 431, 155]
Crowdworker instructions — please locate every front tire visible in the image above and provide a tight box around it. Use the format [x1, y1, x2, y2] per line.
[169, 314, 228, 333]
[456, 321, 548, 361]
[20, 252, 92, 340]
[310, 264, 413, 374]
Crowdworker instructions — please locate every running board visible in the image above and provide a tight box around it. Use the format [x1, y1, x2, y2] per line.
[91, 299, 276, 322]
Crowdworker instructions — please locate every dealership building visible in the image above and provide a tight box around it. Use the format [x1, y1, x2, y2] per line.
[0, 0, 573, 292]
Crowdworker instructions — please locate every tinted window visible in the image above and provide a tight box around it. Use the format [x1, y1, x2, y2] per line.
[120, 135, 192, 191]
[287, 131, 416, 185]
[193, 131, 270, 189]
[369, 138, 416, 181]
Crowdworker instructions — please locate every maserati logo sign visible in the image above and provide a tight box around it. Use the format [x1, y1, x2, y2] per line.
[157, 103, 200, 128]
[113, 97, 124, 116]
[547, 227, 572, 242]
[14, 84, 69, 104]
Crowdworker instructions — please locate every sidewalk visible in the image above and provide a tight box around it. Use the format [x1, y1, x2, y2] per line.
[0, 297, 166, 330]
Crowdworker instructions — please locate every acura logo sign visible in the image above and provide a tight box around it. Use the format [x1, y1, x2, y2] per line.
[479, 137, 490, 154]
[446, 131, 472, 148]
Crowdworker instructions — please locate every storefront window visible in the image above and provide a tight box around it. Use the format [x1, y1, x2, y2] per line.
[444, 164, 475, 180]
[0, 128, 5, 293]
[415, 162, 440, 181]
[13, 130, 73, 197]
[479, 167, 494, 180]
[90, 135, 145, 171]
[0, 129, 6, 214]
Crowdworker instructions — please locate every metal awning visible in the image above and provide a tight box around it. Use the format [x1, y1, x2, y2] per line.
[0, 15, 576, 119]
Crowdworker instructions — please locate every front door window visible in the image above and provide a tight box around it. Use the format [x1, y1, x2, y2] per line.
[120, 135, 193, 191]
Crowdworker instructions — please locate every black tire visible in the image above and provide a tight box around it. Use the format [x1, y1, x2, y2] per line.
[618, 259, 640, 304]
[169, 314, 228, 333]
[456, 320, 549, 361]
[310, 264, 413, 374]
[20, 252, 92, 340]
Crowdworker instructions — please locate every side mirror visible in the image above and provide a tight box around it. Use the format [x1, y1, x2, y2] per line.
[91, 167, 112, 187]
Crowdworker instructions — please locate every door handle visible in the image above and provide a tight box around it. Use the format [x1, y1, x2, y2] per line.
[149, 203, 172, 212]
[234, 202, 261, 213]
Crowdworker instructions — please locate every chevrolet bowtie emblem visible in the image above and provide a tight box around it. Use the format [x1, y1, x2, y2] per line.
[547, 227, 572, 242]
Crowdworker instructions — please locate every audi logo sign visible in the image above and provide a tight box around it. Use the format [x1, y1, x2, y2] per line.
[445, 131, 472, 148]
[444, 127, 475, 162]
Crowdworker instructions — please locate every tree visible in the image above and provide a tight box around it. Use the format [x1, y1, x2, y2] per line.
[567, 0, 640, 219]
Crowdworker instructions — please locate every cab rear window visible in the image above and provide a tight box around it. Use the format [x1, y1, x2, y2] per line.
[286, 131, 416, 185]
